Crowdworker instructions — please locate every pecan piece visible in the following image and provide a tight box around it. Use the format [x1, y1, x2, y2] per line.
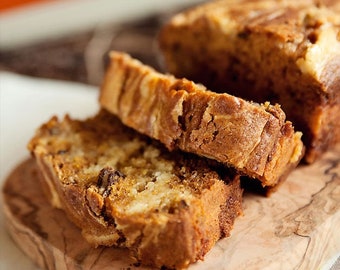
[86, 168, 125, 218]
[97, 167, 125, 197]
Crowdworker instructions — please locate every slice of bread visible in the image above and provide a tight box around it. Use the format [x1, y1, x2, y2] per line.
[28, 109, 242, 269]
[99, 51, 304, 188]
[158, 0, 340, 163]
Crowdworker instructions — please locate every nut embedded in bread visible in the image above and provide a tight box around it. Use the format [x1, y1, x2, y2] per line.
[27, 110, 243, 269]
[99, 51, 304, 188]
[158, 0, 340, 163]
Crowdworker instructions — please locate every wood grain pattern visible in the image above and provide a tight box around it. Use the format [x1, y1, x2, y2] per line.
[2, 145, 340, 270]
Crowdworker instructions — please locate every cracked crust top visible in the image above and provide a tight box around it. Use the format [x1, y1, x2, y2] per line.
[158, 0, 340, 163]
[99, 51, 304, 187]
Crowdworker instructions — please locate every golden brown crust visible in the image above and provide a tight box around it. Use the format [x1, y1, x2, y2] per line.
[99, 51, 304, 187]
[158, 0, 340, 163]
[28, 110, 242, 269]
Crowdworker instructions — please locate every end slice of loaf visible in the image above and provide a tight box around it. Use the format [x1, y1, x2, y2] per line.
[99, 51, 304, 188]
[28, 109, 242, 269]
[158, 0, 340, 163]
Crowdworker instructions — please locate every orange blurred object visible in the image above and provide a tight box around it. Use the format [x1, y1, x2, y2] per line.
[0, 0, 55, 12]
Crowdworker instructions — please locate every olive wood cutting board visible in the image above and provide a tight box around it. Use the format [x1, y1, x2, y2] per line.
[2, 145, 340, 270]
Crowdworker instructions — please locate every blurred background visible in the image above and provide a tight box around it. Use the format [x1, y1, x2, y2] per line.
[0, 0, 205, 85]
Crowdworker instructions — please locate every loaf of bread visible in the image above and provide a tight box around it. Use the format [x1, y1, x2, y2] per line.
[158, 0, 340, 163]
[99, 51, 304, 188]
[28, 109, 243, 269]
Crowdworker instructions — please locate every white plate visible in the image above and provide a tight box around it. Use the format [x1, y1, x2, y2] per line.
[0, 72, 99, 270]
